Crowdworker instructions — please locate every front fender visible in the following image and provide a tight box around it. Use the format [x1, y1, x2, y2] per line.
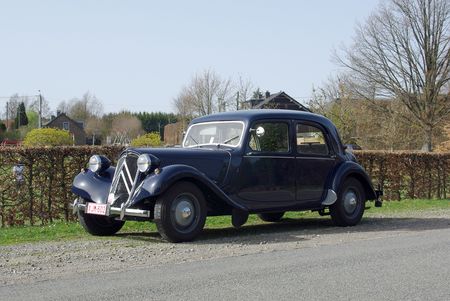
[130, 164, 247, 211]
[329, 161, 377, 200]
[71, 167, 115, 204]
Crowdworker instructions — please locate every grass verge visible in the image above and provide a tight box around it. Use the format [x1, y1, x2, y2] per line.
[0, 199, 448, 246]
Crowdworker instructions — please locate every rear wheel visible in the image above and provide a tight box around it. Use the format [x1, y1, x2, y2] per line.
[258, 212, 285, 222]
[154, 182, 207, 242]
[330, 178, 365, 226]
[78, 201, 125, 236]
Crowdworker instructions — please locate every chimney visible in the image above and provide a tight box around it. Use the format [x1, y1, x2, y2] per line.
[265, 91, 271, 99]
[56, 110, 61, 116]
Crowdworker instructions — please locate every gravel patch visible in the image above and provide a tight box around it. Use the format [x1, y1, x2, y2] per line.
[1, 210, 449, 286]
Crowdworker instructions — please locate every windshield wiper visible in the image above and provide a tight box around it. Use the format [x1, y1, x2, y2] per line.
[187, 135, 199, 146]
[221, 135, 240, 145]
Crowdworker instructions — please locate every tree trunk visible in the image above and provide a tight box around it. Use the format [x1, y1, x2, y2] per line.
[424, 125, 433, 152]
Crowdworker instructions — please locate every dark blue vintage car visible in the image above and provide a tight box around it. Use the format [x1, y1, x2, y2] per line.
[72, 110, 382, 242]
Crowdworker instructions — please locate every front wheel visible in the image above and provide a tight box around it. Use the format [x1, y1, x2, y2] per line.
[154, 182, 207, 242]
[78, 201, 125, 236]
[330, 178, 365, 226]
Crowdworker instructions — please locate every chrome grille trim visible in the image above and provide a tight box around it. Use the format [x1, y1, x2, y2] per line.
[110, 157, 125, 193]
[123, 160, 134, 187]
[109, 153, 139, 207]
[120, 170, 131, 194]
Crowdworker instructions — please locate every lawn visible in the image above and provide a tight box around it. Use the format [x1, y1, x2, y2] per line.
[0, 199, 448, 246]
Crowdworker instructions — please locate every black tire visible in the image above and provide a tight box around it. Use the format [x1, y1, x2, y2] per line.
[154, 182, 207, 243]
[78, 204, 125, 236]
[330, 178, 365, 226]
[258, 212, 285, 222]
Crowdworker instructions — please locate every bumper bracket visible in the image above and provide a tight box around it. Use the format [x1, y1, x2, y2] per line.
[71, 199, 151, 219]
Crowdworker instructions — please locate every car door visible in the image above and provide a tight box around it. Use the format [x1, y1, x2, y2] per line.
[236, 120, 296, 210]
[295, 121, 336, 205]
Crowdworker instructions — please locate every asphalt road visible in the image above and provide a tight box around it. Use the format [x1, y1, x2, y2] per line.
[1, 227, 449, 301]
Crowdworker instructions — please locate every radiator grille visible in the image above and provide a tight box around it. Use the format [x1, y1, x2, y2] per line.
[109, 154, 139, 207]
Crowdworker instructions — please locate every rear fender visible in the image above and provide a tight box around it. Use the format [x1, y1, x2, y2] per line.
[130, 164, 247, 211]
[329, 161, 377, 200]
[71, 167, 115, 204]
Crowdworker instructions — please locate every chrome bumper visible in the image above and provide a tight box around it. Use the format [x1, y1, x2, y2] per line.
[71, 199, 151, 219]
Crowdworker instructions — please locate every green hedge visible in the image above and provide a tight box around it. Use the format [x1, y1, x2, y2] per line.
[0, 147, 449, 227]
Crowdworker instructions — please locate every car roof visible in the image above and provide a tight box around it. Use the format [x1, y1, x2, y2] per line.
[191, 109, 335, 129]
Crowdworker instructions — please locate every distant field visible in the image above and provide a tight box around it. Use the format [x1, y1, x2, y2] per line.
[0, 199, 448, 246]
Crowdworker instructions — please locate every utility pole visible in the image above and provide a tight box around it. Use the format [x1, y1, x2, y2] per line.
[38, 90, 42, 128]
[236, 91, 240, 111]
[5, 101, 8, 131]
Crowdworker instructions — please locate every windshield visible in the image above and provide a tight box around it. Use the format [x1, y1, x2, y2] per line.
[183, 121, 244, 148]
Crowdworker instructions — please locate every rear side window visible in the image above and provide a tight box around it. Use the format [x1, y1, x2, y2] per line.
[296, 124, 329, 155]
[249, 122, 289, 153]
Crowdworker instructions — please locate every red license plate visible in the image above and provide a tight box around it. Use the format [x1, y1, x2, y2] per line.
[86, 203, 108, 216]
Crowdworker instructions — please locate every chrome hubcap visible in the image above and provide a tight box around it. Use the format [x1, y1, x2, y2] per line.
[181, 207, 192, 219]
[343, 190, 358, 214]
[173, 199, 195, 227]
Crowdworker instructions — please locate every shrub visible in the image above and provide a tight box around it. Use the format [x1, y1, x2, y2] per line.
[23, 128, 73, 147]
[130, 132, 162, 147]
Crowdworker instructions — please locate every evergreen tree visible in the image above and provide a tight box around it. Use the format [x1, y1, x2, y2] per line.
[134, 112, 177, 140]
[15, 102, 28, 129]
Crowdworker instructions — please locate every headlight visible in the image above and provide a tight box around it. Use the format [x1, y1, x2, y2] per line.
[88, 155, 110, 173]
[137, 154, 152, 173]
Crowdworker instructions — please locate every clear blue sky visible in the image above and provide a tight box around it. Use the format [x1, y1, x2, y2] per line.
[0, 0, 379, 114]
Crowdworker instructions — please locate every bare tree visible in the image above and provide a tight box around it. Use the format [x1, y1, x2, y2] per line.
[311, 74, 427, 150]
[29, 95, 51, 119]
[216, 77, 233, 112]
[5, 94, 20, 121]
[172, 87, 195, 130]
[309, 74, 348, 115]
[56, 100, 71, 114]
[85, 116, 103, 143]
[173, 69, 236, 117]
[69, 92, 103, 122]
[236, 76, 254, 110]
[110, 113, 143, 145]
[336, 0, 450, 151]
[56, 92, 104, 123]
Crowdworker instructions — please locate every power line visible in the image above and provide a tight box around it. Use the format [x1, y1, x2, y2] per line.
[0, 95, 39, 99]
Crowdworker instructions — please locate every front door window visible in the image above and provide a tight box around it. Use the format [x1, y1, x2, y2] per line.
[249, 122, 289, 153]
[235, 121, 295, 208]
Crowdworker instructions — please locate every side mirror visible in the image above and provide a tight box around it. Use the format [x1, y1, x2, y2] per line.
[344, 144, 352, 153]
[255, 126, 265, 138]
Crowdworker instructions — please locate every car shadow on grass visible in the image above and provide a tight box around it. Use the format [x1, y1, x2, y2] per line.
[115, 216, 450, 244]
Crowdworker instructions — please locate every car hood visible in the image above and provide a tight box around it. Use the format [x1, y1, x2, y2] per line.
[129, 147, 232, 185]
